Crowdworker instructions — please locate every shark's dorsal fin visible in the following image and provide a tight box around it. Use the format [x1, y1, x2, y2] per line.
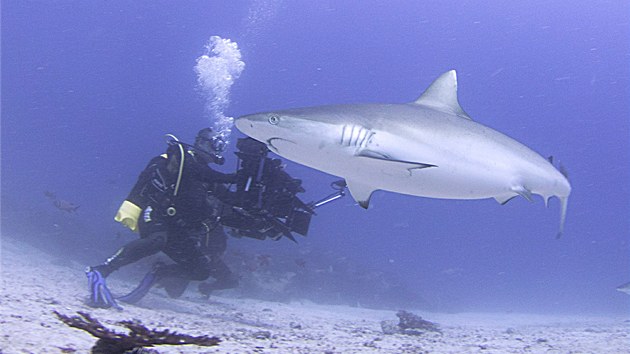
[414, 70, 472, 120]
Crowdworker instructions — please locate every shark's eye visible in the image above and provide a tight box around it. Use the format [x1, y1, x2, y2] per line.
[268, 115, 279, 125]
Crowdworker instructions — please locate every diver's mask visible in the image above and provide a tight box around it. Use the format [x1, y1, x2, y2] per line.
[194, 128, 227, 165]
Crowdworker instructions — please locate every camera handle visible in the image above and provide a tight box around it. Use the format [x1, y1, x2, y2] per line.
[309, 179, 347, 209]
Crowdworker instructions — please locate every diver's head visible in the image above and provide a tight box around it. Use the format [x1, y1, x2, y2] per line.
[194, 128, 227, 165]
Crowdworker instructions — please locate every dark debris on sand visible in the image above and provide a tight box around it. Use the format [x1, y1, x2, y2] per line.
[53, 311, 220, 354]
[381, 310, 441, 336]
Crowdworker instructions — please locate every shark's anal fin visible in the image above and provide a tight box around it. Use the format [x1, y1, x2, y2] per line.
[346, 180, 376, 209]
[495, 185, 533, 204]
[493, 185, 534, 206]
[511, 185, 533, 202]
[494, 194, 517, 205]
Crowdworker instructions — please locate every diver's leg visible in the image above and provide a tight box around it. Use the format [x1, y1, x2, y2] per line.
[153, 229, 219, 298]
[198, 227, 238, 296]
[86, 231, 166, 308]
[156, 275, 191, 299]
[198, 257, 239, 296]
[118, 229, 206, 303]
[120, 227, 237, 302]
[89, 231, 167, 277]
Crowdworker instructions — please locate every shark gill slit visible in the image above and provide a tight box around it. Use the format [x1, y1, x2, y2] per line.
[362, 131, 374, 148]
[352, 126, 363, 146]
[341, 124, 363, 147]
[343, 125, 351, 146]
[340, 125, 348, 146]
[358, 129, 368, 147]
[350, 126, 358, 146]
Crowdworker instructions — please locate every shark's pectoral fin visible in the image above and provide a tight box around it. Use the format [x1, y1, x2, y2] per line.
[357, 150, 436, 177]
[346, 180, 376, 209]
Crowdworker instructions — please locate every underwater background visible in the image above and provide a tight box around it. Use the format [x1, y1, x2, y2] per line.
[2, 1, 629, 315]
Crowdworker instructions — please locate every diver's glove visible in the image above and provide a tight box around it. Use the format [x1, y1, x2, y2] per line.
[85, 267, 122, 310]
[117, 262, 163, 304]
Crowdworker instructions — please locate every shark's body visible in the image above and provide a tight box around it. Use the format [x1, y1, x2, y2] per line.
[235, 70, 571, 236]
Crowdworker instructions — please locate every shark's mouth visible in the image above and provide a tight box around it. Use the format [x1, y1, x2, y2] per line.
[266, 137, 296, 153]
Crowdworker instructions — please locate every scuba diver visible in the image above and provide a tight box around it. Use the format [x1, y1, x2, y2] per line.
[86, 128, 239, 309]
[86, 127, 346, 309]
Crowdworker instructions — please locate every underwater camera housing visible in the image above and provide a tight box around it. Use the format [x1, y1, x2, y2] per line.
[220, 138, 315, 242]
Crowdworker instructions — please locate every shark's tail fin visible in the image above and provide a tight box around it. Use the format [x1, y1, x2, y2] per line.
[556, 196, 569, 239]
[549, 159, 570, 239]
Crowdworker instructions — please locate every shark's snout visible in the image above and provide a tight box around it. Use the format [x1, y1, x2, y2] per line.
[234, 116, 252, 131]
[235, 113, 280, 147]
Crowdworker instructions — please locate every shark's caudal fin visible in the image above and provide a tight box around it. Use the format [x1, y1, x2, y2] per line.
[413, 70, 472, 120]
[556, 196, 569, 239]
[556, 164, 570, 239]
[495, 187, 569, 239]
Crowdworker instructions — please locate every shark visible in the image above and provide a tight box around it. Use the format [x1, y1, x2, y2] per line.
[235, 70, 571, 237]
[616, 282, 630, 295]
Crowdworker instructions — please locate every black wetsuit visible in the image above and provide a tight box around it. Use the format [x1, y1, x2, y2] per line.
[93, 144, 238, 296]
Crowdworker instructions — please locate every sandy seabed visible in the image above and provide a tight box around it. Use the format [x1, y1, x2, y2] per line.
[1, 235, 628, 354]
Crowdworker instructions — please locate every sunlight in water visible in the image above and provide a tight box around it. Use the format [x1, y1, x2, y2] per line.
[194, 36, 245, 144]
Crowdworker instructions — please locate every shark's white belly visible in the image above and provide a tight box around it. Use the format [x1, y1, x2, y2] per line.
[347, 161, 509, 200]
[339, 154, 512, 200]
[275, 141, 519, 200]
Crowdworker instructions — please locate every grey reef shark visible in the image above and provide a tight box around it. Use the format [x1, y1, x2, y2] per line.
[236, 70, 571, 237]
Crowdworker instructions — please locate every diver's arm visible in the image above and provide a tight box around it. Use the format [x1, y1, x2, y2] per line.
[200, 167, 237, 184]
[126, 155, 168, 206]
[115, 155, 168, 232]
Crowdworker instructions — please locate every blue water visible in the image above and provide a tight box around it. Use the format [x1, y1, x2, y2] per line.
[2, 1, 628, 315]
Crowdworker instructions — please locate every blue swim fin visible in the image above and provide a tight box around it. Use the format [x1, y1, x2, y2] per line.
[117, 265, 160, 304]
[86, 268, 122, 310]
